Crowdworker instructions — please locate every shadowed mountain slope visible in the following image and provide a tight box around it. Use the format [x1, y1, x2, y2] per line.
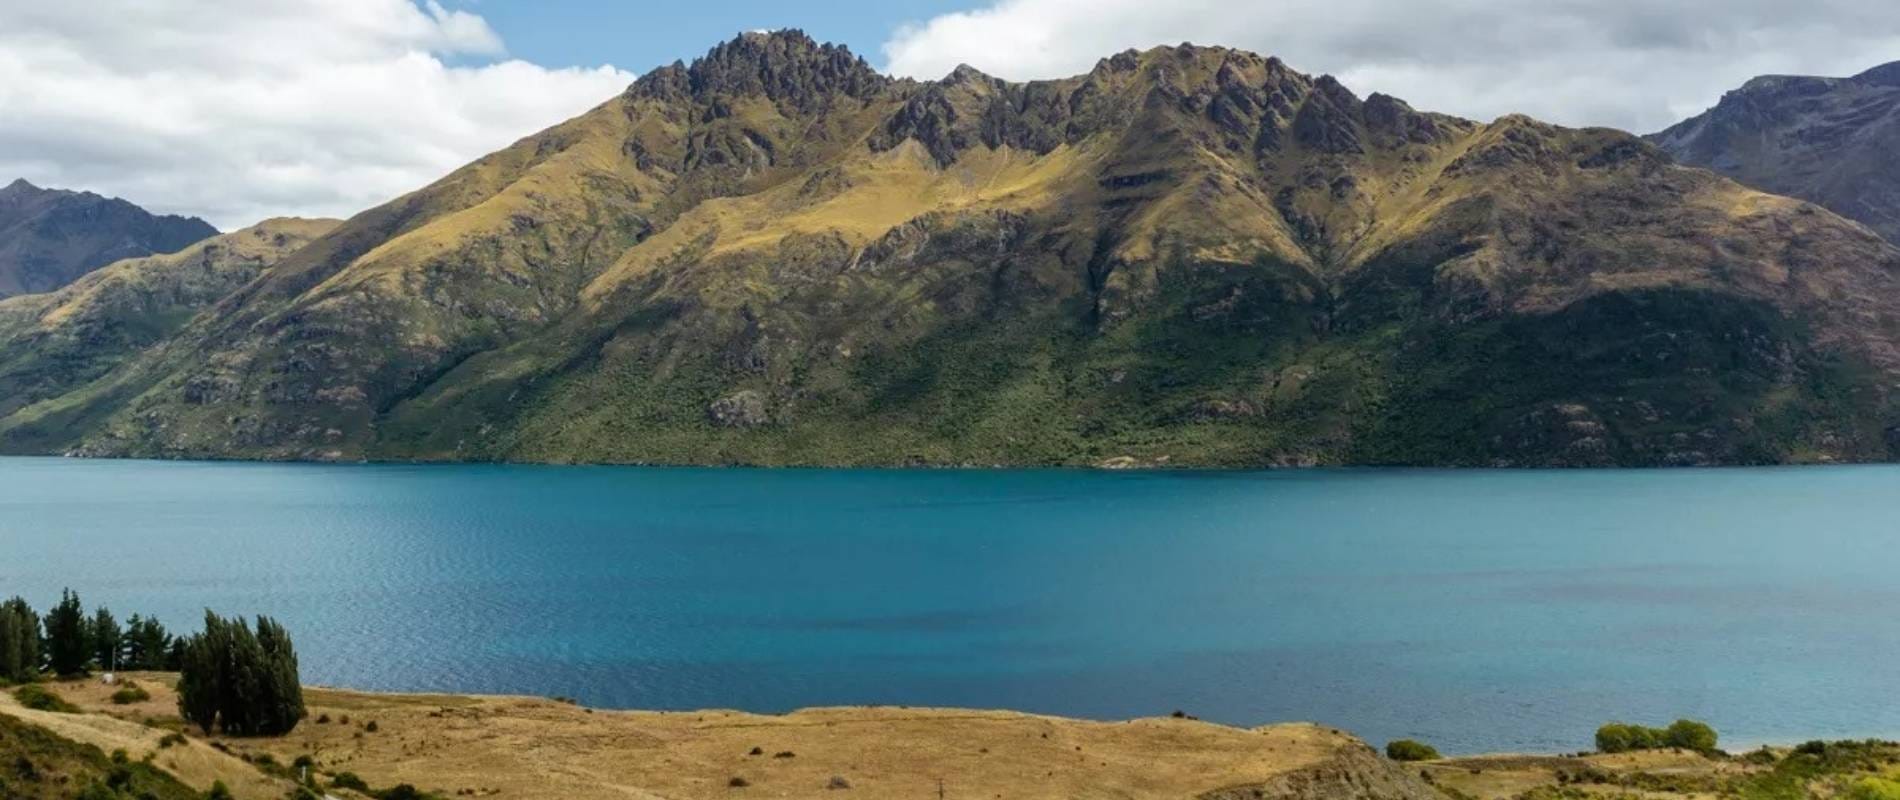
[1652, 61, 1900, 243]
[6, 31, 1900, 467]
[0, 180, 217, 298]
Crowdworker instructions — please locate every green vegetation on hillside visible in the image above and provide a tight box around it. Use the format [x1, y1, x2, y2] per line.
[0, 713, 199, 800]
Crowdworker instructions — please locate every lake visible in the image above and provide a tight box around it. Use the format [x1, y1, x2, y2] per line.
[3, 456, 1898, 754]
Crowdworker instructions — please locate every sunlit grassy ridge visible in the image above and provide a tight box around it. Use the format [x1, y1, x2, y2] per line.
[4, 31, 1900, 466]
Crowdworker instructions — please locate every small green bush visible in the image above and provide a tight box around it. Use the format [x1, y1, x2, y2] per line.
[331, 772, 371, 791]
[111, 684, 152, 705]
[1596, 720, 1717, 754]
[1595, 723, 1640, 753]
[13, 683, 78, 712]
[1385, 739, 1441, 761]
[1663, 719, 1718, 751]
[1847, 777, 1900, 800]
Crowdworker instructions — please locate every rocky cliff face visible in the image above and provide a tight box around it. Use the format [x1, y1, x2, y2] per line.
[1651, 61, 1900, 243]
[6, 31, 1900, 467]
[0, 179, 217, 298]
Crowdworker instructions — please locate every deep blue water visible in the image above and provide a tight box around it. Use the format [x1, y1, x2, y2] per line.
[4, 457, 1898, 754]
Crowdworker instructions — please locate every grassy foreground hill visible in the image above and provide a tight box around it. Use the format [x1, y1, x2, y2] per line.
[10, 674, 1900, 799]
[5, 31, 1900, 467]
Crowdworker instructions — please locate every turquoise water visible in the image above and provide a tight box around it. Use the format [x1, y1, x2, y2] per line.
[3, 457, 1898, 753]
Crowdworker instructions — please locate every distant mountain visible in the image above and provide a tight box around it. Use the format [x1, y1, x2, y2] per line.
[0, 179, 217, 298]
[1651, 62, 1900, 243]
[0, 218, 336, 424]
[5, 32, 1900, 467]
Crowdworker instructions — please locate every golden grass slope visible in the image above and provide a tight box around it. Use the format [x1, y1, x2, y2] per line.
[25, 673, 1431, 800]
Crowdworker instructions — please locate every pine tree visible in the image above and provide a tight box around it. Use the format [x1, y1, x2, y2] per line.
[254, 616, 304, 735]
[92, 606, 122, 672]
[176, 611, 304, 736]
[125, 614, 172, 671]
[176, 612, 225, 734]
[0, 596, 41, 682]
[45, 589, 91, 676]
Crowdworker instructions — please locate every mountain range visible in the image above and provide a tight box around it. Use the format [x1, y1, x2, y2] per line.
[1653, 61, 1900, 244]
[0, 179, 216, 299]
[3, 31, 1899, 468]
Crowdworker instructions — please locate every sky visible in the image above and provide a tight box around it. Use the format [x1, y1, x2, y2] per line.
[2, 0, 1896, 230]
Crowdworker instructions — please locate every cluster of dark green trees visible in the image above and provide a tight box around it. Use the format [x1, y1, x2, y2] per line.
[2, 590, 305, 737]
[176, 612, 305, 736]
[1596, 719, 1720, 753]
[1, 589, 179, 682]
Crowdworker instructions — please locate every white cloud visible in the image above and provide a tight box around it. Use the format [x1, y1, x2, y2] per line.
[0, 0, 632, 230]
[882, 0, 1900, 134]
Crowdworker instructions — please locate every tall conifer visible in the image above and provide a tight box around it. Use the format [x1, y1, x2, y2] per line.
[45, 589, 91, 676]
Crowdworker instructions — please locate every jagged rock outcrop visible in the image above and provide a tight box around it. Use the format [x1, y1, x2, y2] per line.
[1651, 61, 1900, 242]
[0, 179, 216, 298]
[1198, 739, 1440, 799]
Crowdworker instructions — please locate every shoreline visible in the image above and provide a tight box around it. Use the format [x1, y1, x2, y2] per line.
[5, 450, 1894, 473]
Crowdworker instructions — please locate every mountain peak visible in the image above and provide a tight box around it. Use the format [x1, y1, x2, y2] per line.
[944, 63, 995, 85]
[3, 178, 38, 193]
[631, 28, 887, 111]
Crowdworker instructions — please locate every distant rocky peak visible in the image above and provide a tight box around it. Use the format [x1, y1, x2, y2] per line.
[3, 178, 38, 194]
[1733, 73, 1842, 102]
[631, 29, 888, 112]
[943, 63, 1001, 89]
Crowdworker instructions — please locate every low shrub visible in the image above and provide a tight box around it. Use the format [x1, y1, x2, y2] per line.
[13, 683, 78, 712]
[1847, 777, 1900, 800]
[110, 684, 151, 704]
[728, 776, 751, 787]
[331, 772, 371, 791]
[1664, 719, 1718, 751]
[1385, 739, 1441, 762]
[1595, 720, 1718, 754]
[158, 733, 188, 749]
